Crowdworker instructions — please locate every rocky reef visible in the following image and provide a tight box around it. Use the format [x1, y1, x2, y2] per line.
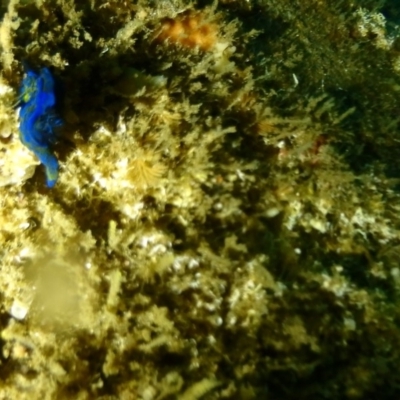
[0, 0, 400, 399]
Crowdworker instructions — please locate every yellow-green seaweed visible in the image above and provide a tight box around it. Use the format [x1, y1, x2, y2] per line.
[0, 0, 399, 399]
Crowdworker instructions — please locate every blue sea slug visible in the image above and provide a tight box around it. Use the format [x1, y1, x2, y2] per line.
[19, 66, 62, 188]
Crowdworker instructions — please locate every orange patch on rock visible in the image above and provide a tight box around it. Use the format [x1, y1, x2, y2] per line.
[156, 12, 219, 51]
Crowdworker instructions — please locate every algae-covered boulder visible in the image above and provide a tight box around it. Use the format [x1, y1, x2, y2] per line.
[0, 0, 399, 399]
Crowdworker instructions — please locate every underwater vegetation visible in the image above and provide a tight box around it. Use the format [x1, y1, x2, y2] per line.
[0, 0, 399, 399]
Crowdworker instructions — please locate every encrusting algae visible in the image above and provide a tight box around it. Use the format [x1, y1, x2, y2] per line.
[0, 0, 400, 399]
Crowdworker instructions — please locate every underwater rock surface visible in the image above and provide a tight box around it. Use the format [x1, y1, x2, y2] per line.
[0, 0, 400, 399]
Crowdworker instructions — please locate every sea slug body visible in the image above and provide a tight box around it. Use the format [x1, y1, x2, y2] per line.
[19, 66, 62, 188]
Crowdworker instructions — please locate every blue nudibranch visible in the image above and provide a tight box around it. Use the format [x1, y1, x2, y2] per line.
[19, 66, 62, 188]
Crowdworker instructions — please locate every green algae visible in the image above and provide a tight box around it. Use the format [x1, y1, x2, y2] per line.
[0, 0, 399, 399]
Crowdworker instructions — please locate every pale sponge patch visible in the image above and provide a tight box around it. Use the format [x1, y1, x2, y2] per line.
[0, 137, 40, 187]
[0, 80, 39, 187]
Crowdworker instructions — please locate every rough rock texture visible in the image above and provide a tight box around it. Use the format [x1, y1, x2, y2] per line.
[0, 0, 400, 399]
